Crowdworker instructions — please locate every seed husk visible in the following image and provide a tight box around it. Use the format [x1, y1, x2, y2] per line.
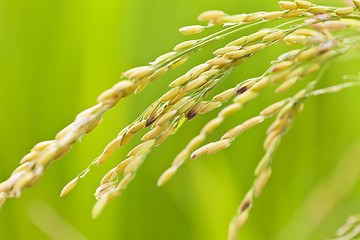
[198, 10, 225, 21]
[213, 88, 236, 101]
[262, 11, 284, 21]
[295, 0, 312, 9]
[260, 101, 285, 116]
[179, 25, 205, 35]
[279, 1, 298, 10]
[275, 77, 297, 93]
[241, 116, 265, 131]
[174, 40, 197, 51]
[157, 167, 177, 186]
[191, 145, 210, 159]
[207, 139, 231, 154]
[263, 30, 285, 42]
[60, 177, 79, 197]
[226, 36, 248, 47]
[213, 46, 239, 56]
[185, 76, 208, 92]
[225, 50, 247, 59]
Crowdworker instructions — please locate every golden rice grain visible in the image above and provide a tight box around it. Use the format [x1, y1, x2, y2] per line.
[179, 25, 205, 35]
[295, 0, 312, 9]
[279, 1, 298, 10]
[60, 177, 79, 197]
[198, 10, 225, 21]
[174, 40, 197, 51]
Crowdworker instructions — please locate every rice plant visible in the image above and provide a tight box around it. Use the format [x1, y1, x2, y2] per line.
[1, 1, 360, 239]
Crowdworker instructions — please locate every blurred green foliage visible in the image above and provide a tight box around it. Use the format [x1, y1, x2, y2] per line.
[1, 0, 360, 239]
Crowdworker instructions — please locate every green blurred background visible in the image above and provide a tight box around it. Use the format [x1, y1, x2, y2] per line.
[1, 0, 360, 239]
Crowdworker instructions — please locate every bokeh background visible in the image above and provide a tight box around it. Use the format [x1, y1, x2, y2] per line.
[1, 0, 360, 239]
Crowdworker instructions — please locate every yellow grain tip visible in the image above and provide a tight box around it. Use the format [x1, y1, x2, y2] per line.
[235, 211, 250, 229]
[200, 69, 221, 77]
[267, 118, 289, 135]
[307, 6, 329, 14]
[283, 35, 307, 44]
[153, 52, 177, 65]
[113, 80, 134, 93]
[263, 30, 285, 42]
[334, 7, 354, 16]
[206, 57, 231, 66]
[94, 182, 116, 200]
[295, 0, 312, 8]
[200, 101, 222, 114]
[198, 10, 225, 21]
[244, 12, 264, 22]
[186, 135, 205, 152]
[243, 43, 267, 55]
[157, 167, 177, 186]
[282, 9, 304, 18]
[135, 78, 149, 94]
[173, 150, 189, 166]
[340, 18, 360, 28]
[261, 101, 285, 116]
[250, 76, 269, 92]
[213, 88, 236, 101]
[207, 139, 232, 154]
[123, 156, 144, 176]
[301, 64, 321, 78]
[242, 116, 265, 131]
[60, 177, 79, 197]
[234, 90, 258, 103]
[31, 140, 55, 152]
[295, 47, 318, 62]
[269, 61, 293, 73]
[191, 145, 210, 159]
[254, 169, 272, 196]
[169, 57, 188, 70]
[20, 152, 38, 164]
[247, 30, 271, 43]
[148, 67, 167, 82]
[191, 64, 211, 79]
[221, 125, 244, 140]
[129, 66, 153, 80]
[226, 36, 248, 47]
[224, 50, 247, 59]
[185, 76, 208, 93]
[128, 120, 146, 134]
[179, 25, 205, 35]
[97, 89, 117, 104]
[201, 118, 223, 135]
[128, 142, 148, 157]
[213, 46, 239, 56]
[169, 74, 191, 87]
[219, 103, 242, 118]
[141, 126, 166, 141]
[160, 87, 182, 102]
[174, 40, 197, 51]
[114, 157, 133, 173]
[104, 137, 122, 154]
[177, 99, 196, 115]
[262, 11, 284, 21]
[224, 14, 248, 23]
[156, 111, 177, 126]
[279, 1, 298, 10]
